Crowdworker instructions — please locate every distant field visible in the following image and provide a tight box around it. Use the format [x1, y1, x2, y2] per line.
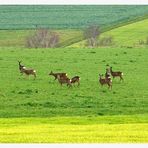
[0, 29, 83, 47]
[0, 6, 148, 48]
[0, 5, 148, 29]
[0, 115, 148, 143]
[0, 47, 148, 118]
[69, 19, 148, 48]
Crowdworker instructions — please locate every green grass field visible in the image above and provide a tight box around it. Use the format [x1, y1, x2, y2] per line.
[0, 47, 148, 118]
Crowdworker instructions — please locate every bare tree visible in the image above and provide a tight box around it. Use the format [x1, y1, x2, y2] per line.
[84, 25, 100, 48]
[26, 29, 59, 48]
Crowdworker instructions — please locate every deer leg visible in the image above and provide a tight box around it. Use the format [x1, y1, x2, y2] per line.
[33, 73, 36, 80]
[68, 83, 72, 88]
[20, 72, 23, 76]
[107, 84, 110, 89]
[120, 76, 123, 81]
[78, 81, 80, 86]
[110, 84, 112, 90]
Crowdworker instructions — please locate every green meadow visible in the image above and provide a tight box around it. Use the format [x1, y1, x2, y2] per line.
[0, 47, 148, 117]
[0, 5, 148, 143]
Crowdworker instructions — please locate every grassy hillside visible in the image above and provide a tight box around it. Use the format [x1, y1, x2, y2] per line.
[102, 18, 148, 47]
[0, 47, 148, 117]
[69, 19, 148, 48]
[0, 29, 83, 47]
[0, 5, 148, 30]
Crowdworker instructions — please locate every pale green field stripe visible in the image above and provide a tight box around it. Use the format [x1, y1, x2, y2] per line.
[0, 115, 148, 125]
[0, 123, 147, 143]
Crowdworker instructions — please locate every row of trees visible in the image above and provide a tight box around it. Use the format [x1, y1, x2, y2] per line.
[26, 25, 113, 48]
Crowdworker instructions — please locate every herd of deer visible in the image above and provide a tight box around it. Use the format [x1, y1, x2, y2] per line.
[99, 66, 123, 90]
[18, 61, 123, 90]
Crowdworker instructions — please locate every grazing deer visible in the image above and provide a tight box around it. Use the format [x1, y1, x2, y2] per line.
[18, 60, 25, 74]
[49, 71, 67, 80]
[99, 74, 112, 90]
[21, 67, 36, 79]
[109, 67, 123, 81]
[57, 75, 72, 87]
[71, 76, 80, 86]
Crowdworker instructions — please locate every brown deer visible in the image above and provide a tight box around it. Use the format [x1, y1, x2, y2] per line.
[99, 74, 112, 90]
[49, 71, 67, 80]
[21, 67, 36, 79]
[109, 67, 123, 81]
[57, 75, 72, 87]
[18, 60, 26, 74]
[71, 76, 80, 86]
[105, 68, 111, 81]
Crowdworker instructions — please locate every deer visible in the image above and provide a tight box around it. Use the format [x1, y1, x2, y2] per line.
[18, 60, 26, 74]
[109, 67, 123, 81]
[99, 74, 112, 90]
[105, 68, 111, 81]
[21, 67, 36, 79]
[49, 71, 67, 80]
[57, 75, 72, 87]
[71, 76, 80, 86]
[18, 61, 36, 79]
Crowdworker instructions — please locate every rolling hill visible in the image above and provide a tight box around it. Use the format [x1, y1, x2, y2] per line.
[69, 19, 148, 48]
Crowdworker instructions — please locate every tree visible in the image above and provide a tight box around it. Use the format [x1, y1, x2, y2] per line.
[26, 29, 59, 48]
[84, 25, 100, 48]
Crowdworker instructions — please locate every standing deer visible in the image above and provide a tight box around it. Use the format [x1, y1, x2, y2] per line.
[21, 67, 36, 79]
[109, 67, 123, 81]
[105, 68, 111, 80]
[99, 74, 112, 90]
[57, 75, 72, 87]
[18, 60, 25, 74]
[18, 61, 36, 79]
[71, 76, 80, 86]
[49, 71, 67, 80]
